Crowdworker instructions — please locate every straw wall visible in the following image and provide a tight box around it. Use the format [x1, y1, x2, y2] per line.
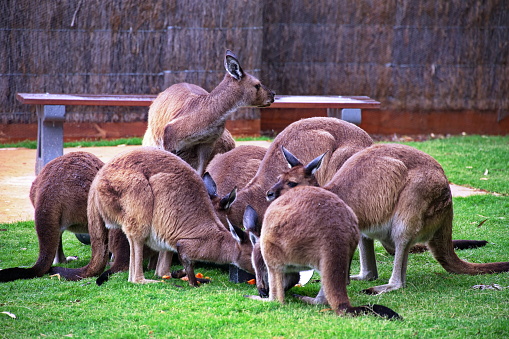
[262, 0, 509, 115]
[1, 0, 508, 126]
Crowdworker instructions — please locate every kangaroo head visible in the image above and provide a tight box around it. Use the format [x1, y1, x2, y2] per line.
[266, 146, 326, 201]
[243, 205, 269, 297]
[203, 172, 237, 228]
[223, 50, 275, 108]
[227, 217, 254, 273]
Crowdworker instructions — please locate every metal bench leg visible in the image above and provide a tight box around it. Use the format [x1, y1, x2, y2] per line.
[327, 108, 362, 125]
[36, 105, 66, 175]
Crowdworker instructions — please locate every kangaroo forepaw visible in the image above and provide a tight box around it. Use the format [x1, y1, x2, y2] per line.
[361, 283, 402, 295]
[170, 269, 187, 279]
[293, 294, 328, 305]
[244, 295, 272, 302]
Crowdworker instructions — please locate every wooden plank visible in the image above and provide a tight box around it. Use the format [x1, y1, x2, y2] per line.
[16, 93, 156, 107]
[266, 95, 380, 109]
[17, 93, 380, 109]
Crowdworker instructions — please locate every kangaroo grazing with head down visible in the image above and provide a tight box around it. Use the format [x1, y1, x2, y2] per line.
[142, 50, 275, 175]
[50, 147, 254, 286]
[246, 186, 401, 319]
[221, 117, 374, 230]
[267, 144, 509, 295]
[0, 152, 103, 282]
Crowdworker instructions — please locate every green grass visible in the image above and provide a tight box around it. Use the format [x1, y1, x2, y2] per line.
[0, 138, 144, 149]
[399, 135, 509, 195]
[1, 135, 509, 338]
[0, 136, 273, 150]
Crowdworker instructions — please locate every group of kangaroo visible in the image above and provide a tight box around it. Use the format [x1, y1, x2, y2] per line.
[2, 50, 508, 321]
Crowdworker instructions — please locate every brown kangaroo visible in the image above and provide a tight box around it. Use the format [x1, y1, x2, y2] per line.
[221, 117, 374, 231]
[203, 144, 267, 227]
[0, 152, 103, 282]
[267, 144, 509, 294]
[246, 186, 401, 319]
[50, 147, 254, 286]
[142, 50, 275, 175]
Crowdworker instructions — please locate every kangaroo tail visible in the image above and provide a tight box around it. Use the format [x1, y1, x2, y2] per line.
[427, 212, 509, 274]
[452, 240, 488, 250]
[96, 269, 113, 286]
[0, 267, 44, 282]
[345, 304, 403, 320]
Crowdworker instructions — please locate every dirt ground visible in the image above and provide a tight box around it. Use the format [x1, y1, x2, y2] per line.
[0, 141, 486, 224]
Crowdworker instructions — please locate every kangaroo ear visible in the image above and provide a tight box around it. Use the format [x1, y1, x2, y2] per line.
[281, 146, 302, 168]
[304, 151, 328, 176]
[228, 218, 246, 244]
[219, 187, 237, 210]
[224, 50, 244, 80]
[243, 205, 259, 233]
[249, 232, 259, 246]
[202, 172, 218, 198]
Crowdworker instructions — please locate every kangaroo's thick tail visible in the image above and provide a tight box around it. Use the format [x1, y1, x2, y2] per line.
[427, 211, 509, 274]
[96, 269, 113, 286]
[0, 267, 43, 282]
[345, 305, 402, 320]
[452, 240, 488, 250]
[0, 212, 64, 282]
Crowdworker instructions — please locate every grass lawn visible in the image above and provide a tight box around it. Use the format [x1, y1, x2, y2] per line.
[1, 135, 508, 338]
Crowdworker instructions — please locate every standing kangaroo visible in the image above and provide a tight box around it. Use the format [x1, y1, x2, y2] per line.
[246, 186, 401, 319]
[221, 117, 374, 230]
[50, 148, 254, 285]
[267, 144, 509, 294]
[142, 50, 275, 175]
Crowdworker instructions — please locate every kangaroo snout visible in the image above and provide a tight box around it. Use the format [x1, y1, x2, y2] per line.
[257, 86, 275, 108]
[257, 287, 269, 298]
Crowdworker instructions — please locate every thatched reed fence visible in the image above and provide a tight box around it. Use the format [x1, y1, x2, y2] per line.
[1, 0, 508, 130]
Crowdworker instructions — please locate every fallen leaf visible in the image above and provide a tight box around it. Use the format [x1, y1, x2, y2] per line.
[480, 178, 489, 180]
[49, 273, 61, 281]
[477, 219, 488, 227]
[319, 308, 333, 312]
[1, 311, 16, 319]
[484, 169, 489, 176]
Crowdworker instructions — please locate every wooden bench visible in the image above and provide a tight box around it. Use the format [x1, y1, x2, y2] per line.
[16, 93, 380, 174]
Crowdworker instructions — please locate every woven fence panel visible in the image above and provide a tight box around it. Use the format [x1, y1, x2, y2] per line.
[1, 0, 508, 125]
[1, 0, 263, 123]
[262, 0, 509, 112]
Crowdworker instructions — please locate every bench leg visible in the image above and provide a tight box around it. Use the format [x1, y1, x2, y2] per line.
[327, 108, 362, 125]
[36, 105, 66, 175]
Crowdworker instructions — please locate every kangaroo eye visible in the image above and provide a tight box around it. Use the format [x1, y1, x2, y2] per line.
[254, 84, 261, 90]
[287, 182, 298, 188]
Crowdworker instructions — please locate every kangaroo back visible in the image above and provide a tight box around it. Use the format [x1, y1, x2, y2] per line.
[267, 143, 507, 295]
[228, 117, 373, 227]
[53, 148, 254, 284]
[249, 186, 401, 319]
